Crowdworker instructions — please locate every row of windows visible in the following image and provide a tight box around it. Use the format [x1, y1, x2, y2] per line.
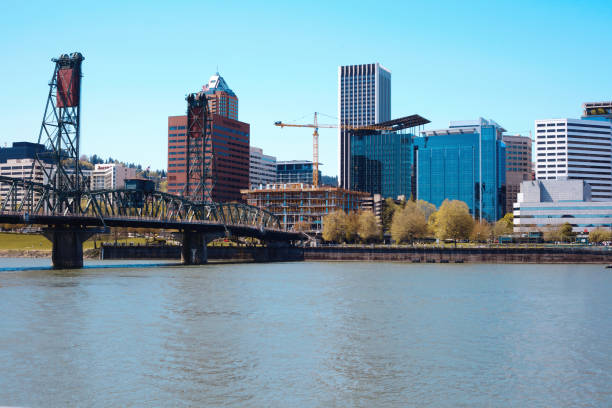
[168, 126, 186, 130]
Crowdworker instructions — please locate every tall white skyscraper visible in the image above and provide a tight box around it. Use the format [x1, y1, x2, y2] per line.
[338, 63, 391, 189]
[535, 105, 612, 201]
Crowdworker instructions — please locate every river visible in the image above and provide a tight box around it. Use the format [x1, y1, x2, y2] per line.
[0, 259, 611, 407]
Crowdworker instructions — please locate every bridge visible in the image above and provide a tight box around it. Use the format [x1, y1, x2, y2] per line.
[0, 52, 302, 268]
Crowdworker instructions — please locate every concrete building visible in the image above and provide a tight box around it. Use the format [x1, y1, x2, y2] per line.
[0, 159, 53, 208]
[535, 114, 612, 201]
[0, 142, 52, 164]
[416, 118, 507, 222]
[90, 163, 136, 190]
[249, 146, 276, 188]
[276, 160, 321, 185]
[502, 134, 533, 214]
[338, 63, 391, 188]
[360, 193, 384, 223]
[514, 179, 612, 233]
[242, 183, 369, 233]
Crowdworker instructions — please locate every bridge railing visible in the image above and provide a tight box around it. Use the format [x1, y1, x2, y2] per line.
[0, 209, 289, 233]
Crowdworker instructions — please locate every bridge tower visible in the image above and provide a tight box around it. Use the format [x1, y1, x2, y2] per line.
[34, 52, 92, 214]
[34, 53, 103, 268]
[184, 91, 214, 203]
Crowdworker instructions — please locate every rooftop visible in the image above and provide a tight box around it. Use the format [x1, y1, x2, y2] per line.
[202, 72, 236, 97]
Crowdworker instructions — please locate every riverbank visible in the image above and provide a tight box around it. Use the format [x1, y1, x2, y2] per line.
[304, 246, 612, 263]
[0, 248, 100, 259]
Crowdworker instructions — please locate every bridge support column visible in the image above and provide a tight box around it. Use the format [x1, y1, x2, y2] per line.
[180, 232, 224, 265]
[42, 228, 96, 269]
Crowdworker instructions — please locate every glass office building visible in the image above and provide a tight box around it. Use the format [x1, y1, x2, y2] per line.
[349, 115, 430, 199]
[415, 119, 506, 222]
[350, 131, 413, 199]
[338, 63, 391, 189]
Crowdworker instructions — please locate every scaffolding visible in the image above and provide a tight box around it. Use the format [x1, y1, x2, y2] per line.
[241, 183, 370, 233]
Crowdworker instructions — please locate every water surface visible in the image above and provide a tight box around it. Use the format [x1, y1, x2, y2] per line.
[0, 259, 610, 407]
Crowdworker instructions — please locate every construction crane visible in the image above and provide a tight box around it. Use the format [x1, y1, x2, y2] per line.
[274, 112, 392, 187]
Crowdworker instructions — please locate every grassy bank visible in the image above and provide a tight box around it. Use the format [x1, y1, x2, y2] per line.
[0, 232, 147, 251]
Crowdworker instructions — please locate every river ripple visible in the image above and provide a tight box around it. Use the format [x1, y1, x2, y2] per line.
[0, 259, 611, 407]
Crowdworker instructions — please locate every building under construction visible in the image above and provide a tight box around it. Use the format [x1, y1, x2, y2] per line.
[241, 183, 370, 233]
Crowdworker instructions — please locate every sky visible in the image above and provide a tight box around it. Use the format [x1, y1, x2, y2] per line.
[1, 0, 611, 176]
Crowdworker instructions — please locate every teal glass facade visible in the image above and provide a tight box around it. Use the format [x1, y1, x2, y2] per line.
[350, 131, 413, 199]
[414, 124, 506, 222]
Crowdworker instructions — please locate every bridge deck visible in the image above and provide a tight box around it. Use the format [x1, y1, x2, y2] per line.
[0, 211, 303, 242]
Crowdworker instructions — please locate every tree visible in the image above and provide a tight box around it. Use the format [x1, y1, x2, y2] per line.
[390, 201, 428, 244]
[589, 228, 612, 244]
[322, 210, 347, 243]
[500, 213, 514, 230]
[357, 211, 381, 243]
[381, 198, 402, 232]
[293, 220, 311, 232]
[429, 199, 474, 244]
[344, 211, 360, 243]
[471, 220, 492, 242]
[493, 219, 513, 238]
[543, 225, 562, 243]
[559, 222, 576, 243]
[416, 199, 436, 222]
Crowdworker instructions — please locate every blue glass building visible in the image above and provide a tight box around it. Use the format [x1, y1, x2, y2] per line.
[276, 160, 321, 185]
[349, 115, 430, 199]
[350, 131, 413, 199]
[414, 118, 506, 222]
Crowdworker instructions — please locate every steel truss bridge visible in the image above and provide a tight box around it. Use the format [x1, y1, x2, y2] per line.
[0, 52, 301, 268]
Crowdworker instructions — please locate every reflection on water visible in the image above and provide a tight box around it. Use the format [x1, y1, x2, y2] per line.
[0, 260, 610, 407]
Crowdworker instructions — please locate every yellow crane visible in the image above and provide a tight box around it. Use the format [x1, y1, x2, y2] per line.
[274, 112, 392, 187]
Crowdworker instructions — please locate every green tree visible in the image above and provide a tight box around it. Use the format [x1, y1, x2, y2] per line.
[344, 211, 360, 243]
[357, 211, 382, 243]
[322, 210, 347, 243]
[500, 213, 514, 230]
[416, 199, 436, 222]
[429, 199, 474, 244]
[390, 201, 428, 244]
[589, 228, 612, 244]
[543, 225, 562, 243]
[381, 198, 402, 232]
[559, 222, 576, 243]
[471, 220, 492, 242]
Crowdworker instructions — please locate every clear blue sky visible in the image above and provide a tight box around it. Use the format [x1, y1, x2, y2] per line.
[1, 0, 611, 176]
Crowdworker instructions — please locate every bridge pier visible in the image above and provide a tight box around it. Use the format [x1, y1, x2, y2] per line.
[180, 231, 223, 265]
[42, 228, 96, 269]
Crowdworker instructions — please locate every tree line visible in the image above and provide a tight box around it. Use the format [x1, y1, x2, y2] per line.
[321, 197, 611, 245]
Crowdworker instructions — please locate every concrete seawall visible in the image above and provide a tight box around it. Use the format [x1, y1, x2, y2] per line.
[100, 244, 304, 262]
[304, 246, 612, 264]
[100, 244, 612, 264]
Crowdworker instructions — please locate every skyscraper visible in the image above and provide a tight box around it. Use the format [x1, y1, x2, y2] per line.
[202, 73, 239, 120]
[534, 103, 612, 201]
[415, 118, 507, 222]
[167, 73, 249, 202]
[338, 63, 391, 188]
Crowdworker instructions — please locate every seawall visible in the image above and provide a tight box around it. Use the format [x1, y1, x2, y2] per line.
[100, 244, 304, 262]
[304, 246, 612, 263]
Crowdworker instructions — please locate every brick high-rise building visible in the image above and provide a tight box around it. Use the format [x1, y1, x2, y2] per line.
[167, 73, 249, 202]
[167, 114, 249, 202]
[502, 134, 532, 214]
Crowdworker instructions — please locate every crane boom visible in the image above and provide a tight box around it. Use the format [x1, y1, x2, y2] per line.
[274, 112, 392, 187]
